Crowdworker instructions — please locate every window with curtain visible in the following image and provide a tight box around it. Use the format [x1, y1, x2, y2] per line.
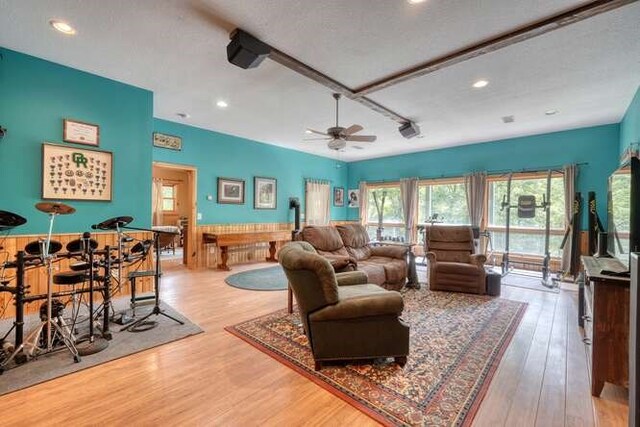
[305, 180, 331, 225]
[365, 185, 405, 241]
[487, 173, 566, 257]
[418, 180, 469, 225]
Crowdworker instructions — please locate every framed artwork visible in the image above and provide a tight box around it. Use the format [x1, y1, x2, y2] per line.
[334, 187, 344, 207]
[347, 189, 359, 208]
[254, 177, 277, 209]
[217, 177, 245, 204]
[63, 119, 100, 146]
[42, 142, 113, 201]
[153, 132, 182, 151]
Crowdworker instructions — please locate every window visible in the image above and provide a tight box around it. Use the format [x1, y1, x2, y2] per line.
[162, 184, 177, 212]
[418, 180, 469, 225]
[366, 185, 405, 241]
[487, 173, 565, 257]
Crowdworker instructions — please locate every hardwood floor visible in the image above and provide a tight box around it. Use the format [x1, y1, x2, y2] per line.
[0, 262, 629, 426]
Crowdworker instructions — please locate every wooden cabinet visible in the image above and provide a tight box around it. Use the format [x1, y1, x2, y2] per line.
[581, 256, 630, 396]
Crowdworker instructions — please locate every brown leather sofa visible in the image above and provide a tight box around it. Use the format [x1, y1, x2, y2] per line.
[295, 226, 356, 272]
[279, 241, 410, 370]
[296, 225, 408, 291]
[336, 224, 408, 291]
[425, 225, 487, 294]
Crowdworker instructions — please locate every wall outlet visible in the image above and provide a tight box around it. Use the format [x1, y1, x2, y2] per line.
[197, 212, 202, 220]
[206, 195, 213, 201]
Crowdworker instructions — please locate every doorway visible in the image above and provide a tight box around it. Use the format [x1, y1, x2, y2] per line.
[152, 162, 197, 268]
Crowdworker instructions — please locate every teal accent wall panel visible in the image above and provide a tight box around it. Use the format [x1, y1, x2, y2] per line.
[152, 119, 348, 224]
[620, 86, 640, 157]
[347, 124, 620, 227]
[0, 48, 153, 235]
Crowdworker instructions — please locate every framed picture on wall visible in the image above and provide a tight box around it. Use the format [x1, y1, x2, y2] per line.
[347, 189, 359, 208]
[63, 119, 100, 146]
[254, 177, 277, 209]
[334, 187, 344, 207]
[217, 177, 245, 204]
[42, 142, 113, 201]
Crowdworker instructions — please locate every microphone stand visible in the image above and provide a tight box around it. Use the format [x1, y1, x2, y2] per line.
[118, 225, 183, 331]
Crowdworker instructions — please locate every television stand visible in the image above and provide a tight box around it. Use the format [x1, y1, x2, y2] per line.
[580, 256, 630, 396]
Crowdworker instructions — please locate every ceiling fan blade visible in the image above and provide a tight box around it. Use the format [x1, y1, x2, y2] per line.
[306, 128, 329, 136]
[304, 138, 333, 141]
[345, 135, 376, 142]
[343, 124, 363, 135]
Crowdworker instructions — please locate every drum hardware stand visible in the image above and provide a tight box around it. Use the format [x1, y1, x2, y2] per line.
[120, 229, 184, 332]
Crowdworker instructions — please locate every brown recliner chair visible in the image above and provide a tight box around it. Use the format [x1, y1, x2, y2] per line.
[425, 225, 487, 294]
[279, 241, 410, 370]
[295, 226, 356, 272]
[336, 224, 408, 291]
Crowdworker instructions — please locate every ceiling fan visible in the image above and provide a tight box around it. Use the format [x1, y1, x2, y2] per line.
[305, 93, 377, 151]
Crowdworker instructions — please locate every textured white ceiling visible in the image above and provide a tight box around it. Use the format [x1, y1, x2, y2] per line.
[1, 0, 639, 161]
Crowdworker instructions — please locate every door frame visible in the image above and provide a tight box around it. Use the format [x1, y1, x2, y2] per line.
[153, 161, 198, 269]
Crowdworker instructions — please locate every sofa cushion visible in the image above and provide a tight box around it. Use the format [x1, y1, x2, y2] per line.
[356, 262, 386, 286]
[309, 285, 404, 321]
[336, 224, 372, 260]
[301, 226, 349, 256]
[436, 261, 484, 277]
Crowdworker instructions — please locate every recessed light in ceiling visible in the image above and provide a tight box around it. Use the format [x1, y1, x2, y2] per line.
[472, 80, 489, 89]
[545, 109, 559, 116]
[49, 20, 76, 35]
[408, 0, 427, 4]
[216, 100, 228, 108]
[176, 112, 190, 119]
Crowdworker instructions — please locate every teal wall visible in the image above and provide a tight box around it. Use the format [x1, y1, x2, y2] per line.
[347, 124, 621, 227]
[0, 48, 153, 234]
[152, 119, 348, 224]
[620, 86, 640, 157]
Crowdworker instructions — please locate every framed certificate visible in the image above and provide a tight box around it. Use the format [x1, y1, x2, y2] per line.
[63, 119, 100, 146]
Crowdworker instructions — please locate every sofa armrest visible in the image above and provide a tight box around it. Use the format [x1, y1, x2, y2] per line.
[310, 291, 404, 321]
[335, 271, 368, 286]
[323, 255, 357, 272]
[469, 254, 487, 267]
[370, 245, 408, 260]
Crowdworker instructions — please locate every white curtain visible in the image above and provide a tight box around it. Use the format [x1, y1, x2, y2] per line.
[400, 178, 418, 243]
[305, 180, 331, 225]
[358, 181, 368, 225]
[562, 164, 577, 272]
[152, 178, 164, 226]
[464, 172, 487, 228]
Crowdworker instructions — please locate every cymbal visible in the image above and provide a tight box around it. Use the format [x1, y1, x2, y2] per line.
[94, 216, 133, 230]
[0, 210, 27, 231]
[35, 202, 76, 215]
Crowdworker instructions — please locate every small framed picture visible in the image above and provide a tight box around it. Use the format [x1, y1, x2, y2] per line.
[254, 177, 277, 209]
[217, 177, 245, 204]
[348, 189, 359, 208]
[63, 119, 100, 146]
[153, 132, 182, 151]
[334, 187, 344, 207]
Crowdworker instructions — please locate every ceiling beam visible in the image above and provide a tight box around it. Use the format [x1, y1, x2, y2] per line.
[354, 0, 638, 96]
[268, 48, 411, 124]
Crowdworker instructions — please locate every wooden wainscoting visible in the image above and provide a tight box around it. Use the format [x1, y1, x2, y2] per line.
[0, 231, 153, 319]
[196, 221, 357, 269]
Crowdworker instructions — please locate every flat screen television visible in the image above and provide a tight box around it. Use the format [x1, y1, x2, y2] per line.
[607, 157, 640, 267]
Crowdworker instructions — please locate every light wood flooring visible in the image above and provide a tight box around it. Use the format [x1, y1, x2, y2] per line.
[0, 261, 629, 426]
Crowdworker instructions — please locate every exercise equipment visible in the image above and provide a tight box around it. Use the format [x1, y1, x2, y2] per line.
[500, 171, 556, 287]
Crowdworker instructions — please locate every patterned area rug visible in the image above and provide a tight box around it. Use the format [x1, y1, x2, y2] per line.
[226, 289, 526, 426]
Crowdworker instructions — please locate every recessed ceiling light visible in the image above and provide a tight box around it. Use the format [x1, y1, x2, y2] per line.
[216, 100, 228, 108]
[472, 80, 489, 89]
[408, 0, 427, 4]
[176, 112, 190, 119]
[545, 109, 559, 116]
[49, 20, 76, 35]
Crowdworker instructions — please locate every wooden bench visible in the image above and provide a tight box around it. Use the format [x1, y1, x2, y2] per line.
[202, 230, 291, 271]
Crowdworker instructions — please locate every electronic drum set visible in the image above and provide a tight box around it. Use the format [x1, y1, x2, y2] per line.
[0, 203, 181, 374]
